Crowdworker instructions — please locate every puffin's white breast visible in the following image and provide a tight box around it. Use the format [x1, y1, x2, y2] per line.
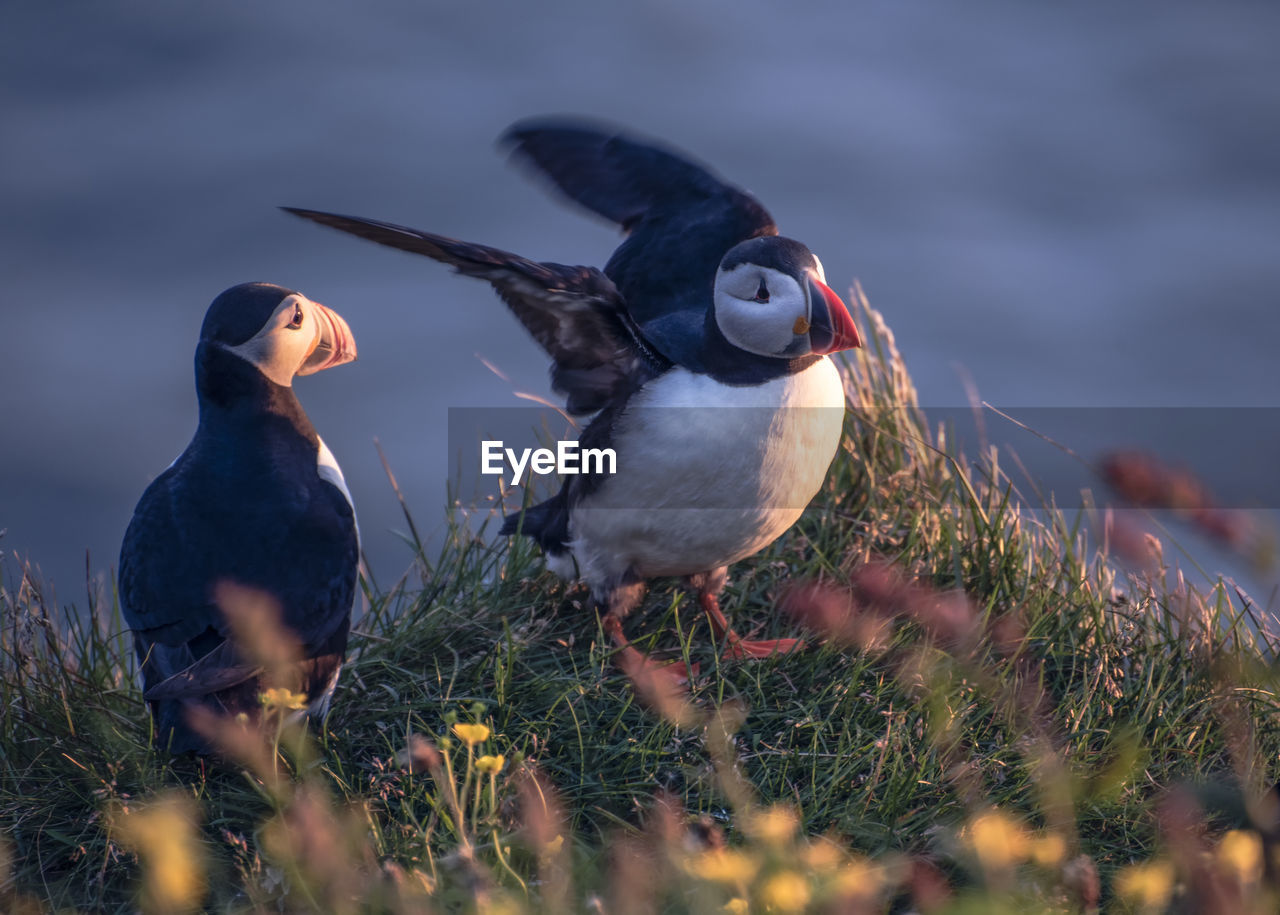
[568, 358, 846, 583]
[317, 435, 360, 548]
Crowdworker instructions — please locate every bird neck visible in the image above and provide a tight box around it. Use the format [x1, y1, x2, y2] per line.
[699, 307, 821, 384]
[193, 342, 320, 455]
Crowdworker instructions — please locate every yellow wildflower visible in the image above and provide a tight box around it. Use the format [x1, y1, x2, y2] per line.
[259, 687, 307, 711]
[685, 848, 758, 885]
[722, 898, 749, 914]
[1217, 830, 1263, 884]
[1115, 859, 1175, 909]
[452, 722, 491, 745]
[475, 754, 506, 775]
[967, 810, 1029, 871]
[758, 870, 811, 913]
[114, 792, 206, 912]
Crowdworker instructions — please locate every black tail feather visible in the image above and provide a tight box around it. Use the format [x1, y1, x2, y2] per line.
[500, 493, 570, 553]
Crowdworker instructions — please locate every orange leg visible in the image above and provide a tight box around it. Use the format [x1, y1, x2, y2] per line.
[603, 614, 698, 685]
[600, 578, 697, 685]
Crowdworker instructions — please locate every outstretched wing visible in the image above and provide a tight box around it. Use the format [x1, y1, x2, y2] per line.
[284, 207, 669, 414]
[501, 117, 776, 238]
[499, 118, 779, 366]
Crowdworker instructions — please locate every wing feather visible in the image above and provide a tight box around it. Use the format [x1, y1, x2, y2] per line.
[284, 207, 668, 413]
[496, 118, 778, 361]
[500, 118, 775, 236]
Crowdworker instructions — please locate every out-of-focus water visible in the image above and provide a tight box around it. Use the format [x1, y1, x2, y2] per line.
[3, 2, 1278, 597]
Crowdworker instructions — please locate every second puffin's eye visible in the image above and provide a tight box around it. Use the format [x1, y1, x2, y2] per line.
[288, 305, 304, 328]
[753, 279, 770, 303]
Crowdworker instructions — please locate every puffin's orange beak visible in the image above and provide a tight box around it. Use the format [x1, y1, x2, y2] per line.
[807, 277, 861, 354]
[299, 301, 357, 375]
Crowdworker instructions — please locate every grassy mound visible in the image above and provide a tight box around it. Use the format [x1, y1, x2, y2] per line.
[3, 292, 1278, 913]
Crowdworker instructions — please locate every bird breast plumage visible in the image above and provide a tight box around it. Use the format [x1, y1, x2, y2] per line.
[568, 357, 847, 582]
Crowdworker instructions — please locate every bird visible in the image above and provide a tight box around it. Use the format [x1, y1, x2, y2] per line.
[119, 282, 359, 753]
[284, 117, 861, 676]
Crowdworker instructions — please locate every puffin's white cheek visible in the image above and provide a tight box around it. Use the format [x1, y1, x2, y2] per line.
[279, 325, 320, 377]
[716, 301, 796, 358]
[266, 335, 307, 386]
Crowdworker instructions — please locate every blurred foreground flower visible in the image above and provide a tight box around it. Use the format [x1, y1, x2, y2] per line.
[617, 644, 702, 727]
[1029, 831, 1067, 868]
[396, 733, 444, 774]
[758, 869, 810, 913]
[785, 562, 978, 650]
[112, 791, 206, 914]
[1216, 829, 1263, 885]
[966, 810, 1029, 872]
[1115, 858, 1176, 911]
[743, 804, 799, 846]
[830, 856, 887, 903]
[684, 848, 758, 886]
[1100, 449, 1259, 554]
[518, 765, 572, 912]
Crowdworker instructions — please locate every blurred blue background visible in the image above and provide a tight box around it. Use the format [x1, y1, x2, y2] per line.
[3, 2, 1278, 598]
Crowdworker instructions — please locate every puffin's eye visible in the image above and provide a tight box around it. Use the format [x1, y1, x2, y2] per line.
[753, 279, 770, 303]
[287, 305, 304, 329]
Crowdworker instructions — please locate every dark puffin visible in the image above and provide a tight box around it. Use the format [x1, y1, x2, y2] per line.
[119, 283, 359, 753]
[285, 117, 861, 674]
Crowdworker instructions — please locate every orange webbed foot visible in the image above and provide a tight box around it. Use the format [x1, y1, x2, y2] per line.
[719, 634, 806, 661]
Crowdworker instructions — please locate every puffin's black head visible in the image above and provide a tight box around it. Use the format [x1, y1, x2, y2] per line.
[199, 282, 357, 387]
[712, 237, 861, 359]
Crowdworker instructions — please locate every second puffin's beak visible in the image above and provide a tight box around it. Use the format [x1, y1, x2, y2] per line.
[298, 302, 357, 374]
[807, 277, 862, 354]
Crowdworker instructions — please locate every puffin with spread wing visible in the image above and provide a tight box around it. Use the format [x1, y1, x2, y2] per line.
[286, 118, 859, 675]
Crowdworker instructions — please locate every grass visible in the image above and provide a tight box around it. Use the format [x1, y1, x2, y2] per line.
[3, 289, 1280, 913]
